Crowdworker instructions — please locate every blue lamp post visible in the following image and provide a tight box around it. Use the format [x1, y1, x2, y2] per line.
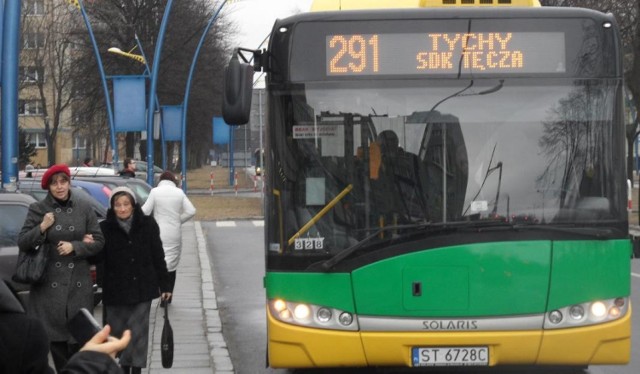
[72, 0, 226, 187]
[1, 0, 21, 190]
[145, 0, 174, 185]
[70, 0, 118, 165]
[134, 34, 168, 171]
[72, 0, 172, 182]
[109, 36, 168, 171]
[180, 0, 230, 192]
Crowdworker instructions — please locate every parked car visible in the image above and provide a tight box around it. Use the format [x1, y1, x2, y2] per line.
[0, 191, 102, 307]
[19, 167, 48, 179]
[19, 165, 116, 180]
[0, 192, 37, 304]
[18, 179, 108, 220]
[72, 179, 112, 208]
[68, 166, 117, 177]
[73, 175, 152, 205]
[102, 160, 163, 184]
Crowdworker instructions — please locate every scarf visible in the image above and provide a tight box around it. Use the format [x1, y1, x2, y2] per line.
[117, 216, 133, 234]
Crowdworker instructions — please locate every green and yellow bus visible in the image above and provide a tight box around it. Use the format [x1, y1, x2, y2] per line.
[223, 0, 631, 369]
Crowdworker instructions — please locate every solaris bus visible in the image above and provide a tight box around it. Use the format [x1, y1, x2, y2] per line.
[223, 0, 631, 369]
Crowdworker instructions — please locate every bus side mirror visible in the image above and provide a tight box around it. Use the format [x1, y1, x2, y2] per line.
[222, 53, 254, 126]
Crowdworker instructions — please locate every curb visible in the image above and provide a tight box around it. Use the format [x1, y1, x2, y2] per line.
[196, 221, 235, 373]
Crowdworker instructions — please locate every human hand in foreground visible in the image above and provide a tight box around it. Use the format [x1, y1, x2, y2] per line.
[161, 292, 173, 301]
[80, 325, 131, 359]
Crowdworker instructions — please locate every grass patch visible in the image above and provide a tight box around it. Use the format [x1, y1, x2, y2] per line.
[186, 166, 262, 221]
[189, 195, 263, 221]
[186, 166, 254, 190]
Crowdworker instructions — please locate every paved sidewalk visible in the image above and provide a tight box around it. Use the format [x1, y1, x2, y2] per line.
[144, 221, 233, 373]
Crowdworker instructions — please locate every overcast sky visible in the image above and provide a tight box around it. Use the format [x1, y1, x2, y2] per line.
[224, 0, 314, 50]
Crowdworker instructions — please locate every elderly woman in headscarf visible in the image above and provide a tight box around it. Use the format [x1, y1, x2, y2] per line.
[99, 186, 171, 374]
[18, 163, 105, 372]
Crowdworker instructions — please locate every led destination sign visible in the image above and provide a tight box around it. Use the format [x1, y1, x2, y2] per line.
[326, 32, 566, 76]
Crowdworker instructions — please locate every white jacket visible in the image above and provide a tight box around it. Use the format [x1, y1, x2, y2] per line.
[142, 180, 196, 271]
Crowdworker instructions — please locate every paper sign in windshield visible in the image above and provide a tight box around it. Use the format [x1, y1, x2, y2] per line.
[293, 125, 338, 139]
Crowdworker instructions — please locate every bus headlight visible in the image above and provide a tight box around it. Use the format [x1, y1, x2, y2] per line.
[548, 310, 563, 324]
[273, 299, 287, 312]
[268, 299, 359, 331]
[317, 308, 332, 323]
[294, 304, 311, 320]
[609, 306, 621, 318]
[338, 312, 354, 326]
[279, 309, 291, 320]
[590, 301, 607, 319]
[544, 297, 629, 329]
[569, 305, 584, 320]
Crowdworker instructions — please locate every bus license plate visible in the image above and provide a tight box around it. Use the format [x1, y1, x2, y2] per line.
[412, 346, 489, 367]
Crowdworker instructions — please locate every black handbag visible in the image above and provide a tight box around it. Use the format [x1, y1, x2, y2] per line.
[12, 244, 49, 284]
[161, 302, 174, 368]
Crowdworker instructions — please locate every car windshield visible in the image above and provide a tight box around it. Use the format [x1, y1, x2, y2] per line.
[266, 77, 625, 263]
[126, 182, 150, 203]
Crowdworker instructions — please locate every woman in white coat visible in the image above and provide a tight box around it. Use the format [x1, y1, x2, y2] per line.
[141, 171, 196, 302]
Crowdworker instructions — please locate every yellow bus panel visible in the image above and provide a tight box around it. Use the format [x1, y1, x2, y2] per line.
[268, 310, 367, 368]
[267, 307, 631, 368]
[311, 0, 541, 11]
[537, 307, 631, 364]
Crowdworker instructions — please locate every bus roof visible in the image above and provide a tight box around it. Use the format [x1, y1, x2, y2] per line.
[311, 0, 541, 11]
[282, 6, 613, 25]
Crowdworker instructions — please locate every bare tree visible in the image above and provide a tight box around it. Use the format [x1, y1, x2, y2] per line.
[67, 0, 232, 170]
[20, 1, 87, 166]
[18, 127, 38, 168]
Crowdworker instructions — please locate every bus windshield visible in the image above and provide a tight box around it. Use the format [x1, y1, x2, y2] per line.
[267, 77, 625, 264]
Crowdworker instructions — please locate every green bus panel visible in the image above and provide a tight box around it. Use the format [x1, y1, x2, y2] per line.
[351, 241, 552, 317]
[265, 272, 356, 312]
[264, 240, 631, 318]
[546, 239, 631, 310]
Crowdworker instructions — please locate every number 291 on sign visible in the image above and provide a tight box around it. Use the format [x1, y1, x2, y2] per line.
[327, 34, 380, 74]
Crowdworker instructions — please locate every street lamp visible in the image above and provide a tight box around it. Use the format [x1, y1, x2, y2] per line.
[107, 47, 146, 65]
[109, 38, 169, 171]
[145, 0, 174, 186]
[1, 0, 21, 190]
[67, 0, 118, 166]
[180, 0, 230, 191]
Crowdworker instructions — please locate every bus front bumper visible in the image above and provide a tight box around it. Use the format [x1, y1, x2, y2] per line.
[267, 308, 631, 368]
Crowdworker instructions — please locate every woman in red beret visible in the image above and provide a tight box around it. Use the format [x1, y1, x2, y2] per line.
[18, 163, 105, 372]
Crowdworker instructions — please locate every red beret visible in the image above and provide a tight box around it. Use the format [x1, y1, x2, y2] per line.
[41, 164, 71, 190]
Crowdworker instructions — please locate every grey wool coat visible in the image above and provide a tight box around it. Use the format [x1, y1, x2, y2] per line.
[18, 190, 104, 342]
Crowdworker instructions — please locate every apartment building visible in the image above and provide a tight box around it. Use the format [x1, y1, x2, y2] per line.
[19, 0, 107, 168]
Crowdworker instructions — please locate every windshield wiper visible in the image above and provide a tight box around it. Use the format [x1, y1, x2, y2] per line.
[308, 221, 460, 272]
[403, 220, 616, 238]
[506, 223, 617, 238]
[307, 229, 386, 272]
